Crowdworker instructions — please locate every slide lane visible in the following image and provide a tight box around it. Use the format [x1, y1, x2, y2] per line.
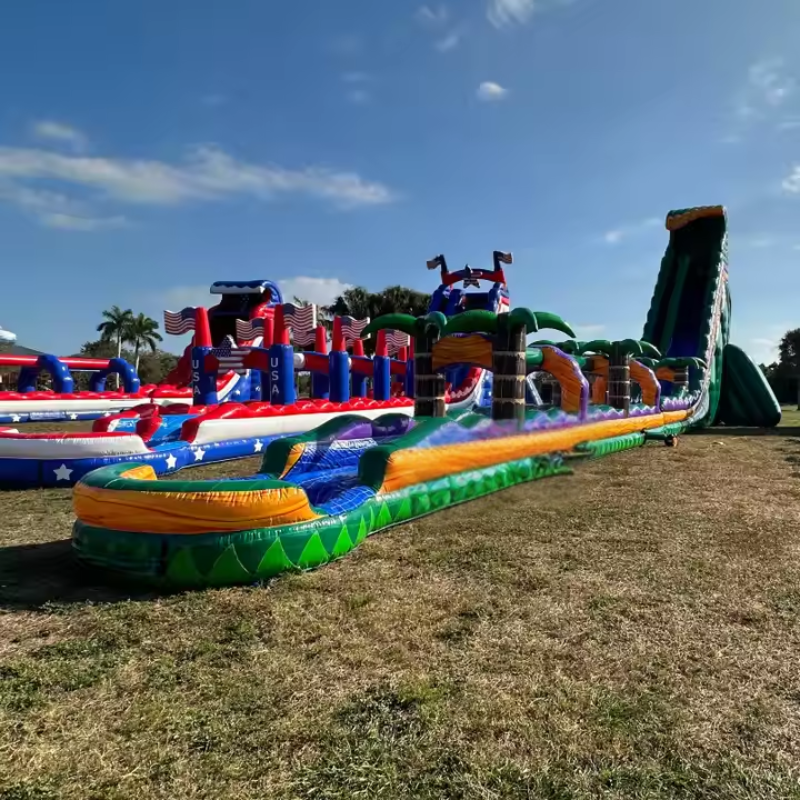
[72, 404, 691, 587]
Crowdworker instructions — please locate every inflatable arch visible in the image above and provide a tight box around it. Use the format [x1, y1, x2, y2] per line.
[17, 355, 140, 394]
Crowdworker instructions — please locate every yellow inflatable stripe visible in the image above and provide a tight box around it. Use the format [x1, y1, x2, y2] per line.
[74, 483, 320, 534]
[432, 335, 492, 371]
[629, 361, 660, 407]
[666, 206, 725, 232]
[541, 346, 585, 414]
[120, 464, 158, 481]
[279, 442, 306, 479]
[379, 410, 688, 494]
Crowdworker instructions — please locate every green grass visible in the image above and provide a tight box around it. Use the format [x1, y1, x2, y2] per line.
[2, 421, 800, 797]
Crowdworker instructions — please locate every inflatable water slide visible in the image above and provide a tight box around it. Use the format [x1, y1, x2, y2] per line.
[71, 206, 781, 589]
[0, 265, 516, 488]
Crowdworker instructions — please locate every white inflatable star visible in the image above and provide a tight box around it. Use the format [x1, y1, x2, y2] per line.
[193, 448, 205, 461]
[54, 463, 74, 482]
[165, 454, 177, 470]
[254, 440, 263, 452]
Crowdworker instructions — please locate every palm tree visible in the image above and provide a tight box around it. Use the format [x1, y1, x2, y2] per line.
[364, 312, 447, 416]
[577, 339, 661, 413]
[655, 356, 706, 394]
[127, 313, 163, 373]
[448, 310, 575, 420]
[97, 305, 134, 387]
[97, 305, 134, 359]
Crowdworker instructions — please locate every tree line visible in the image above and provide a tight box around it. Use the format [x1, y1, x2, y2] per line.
[761, 328, 800, 406]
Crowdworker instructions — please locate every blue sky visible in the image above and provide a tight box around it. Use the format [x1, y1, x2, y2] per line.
[0, 0, 798, 364]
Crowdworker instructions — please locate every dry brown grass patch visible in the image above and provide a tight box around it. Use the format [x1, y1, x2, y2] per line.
[2, 422, 800, 797]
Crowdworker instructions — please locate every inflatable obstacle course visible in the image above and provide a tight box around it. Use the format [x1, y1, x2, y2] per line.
[0, 255, 526, 488]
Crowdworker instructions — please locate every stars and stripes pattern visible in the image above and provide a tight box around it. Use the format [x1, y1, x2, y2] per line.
[385, 330, 410, 355]
[163, 307, 197, 335]
[235, 317, 265, 342]
[291, 327, 318, 347]
[283, 303, 318, 347]
[283, 302, 317, 330]
[339, 315, 370, 343]
[211, 336, 251, 374]
[495, 251, 513, 264]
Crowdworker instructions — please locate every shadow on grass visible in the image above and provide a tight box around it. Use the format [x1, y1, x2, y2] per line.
[0, 538, 157, 610]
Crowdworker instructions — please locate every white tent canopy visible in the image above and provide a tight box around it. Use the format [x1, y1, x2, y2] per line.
[0, 326, 17, 344]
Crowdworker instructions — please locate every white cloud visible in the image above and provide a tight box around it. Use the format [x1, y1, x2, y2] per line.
[435, 30, 462, 52]
[31, 120, 88, 152]
[477, 81, 508, 101]
[782, 165, 800, 193]
[487, 0, 536, 27]
[41, 213, 128, 231]
[415, 5, 448, 26]
[0, 180, 125, 231]
[730, 58, 795, 130]
[278, 276, 352, 305]
[0, 144, 396, 227]
[161, 277, 351, 316]
[749, 336, 781, 365]
[777, 119, 800, 132]
[601, 216, 661, 245]
[746, 59, 794, 109]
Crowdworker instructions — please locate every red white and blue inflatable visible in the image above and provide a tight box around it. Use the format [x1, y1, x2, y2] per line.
[0, 258, 542, 488]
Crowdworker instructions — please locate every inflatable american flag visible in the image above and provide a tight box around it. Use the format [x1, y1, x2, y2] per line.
[163, 307, 197, 335]
[339, 315, 370, 343]
[283, 303, 318, 347]
[210, 337, 250, 374]
[385, 330, 410, 355]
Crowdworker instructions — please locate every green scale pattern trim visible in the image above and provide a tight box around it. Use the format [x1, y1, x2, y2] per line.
[73, 453, 572, 589]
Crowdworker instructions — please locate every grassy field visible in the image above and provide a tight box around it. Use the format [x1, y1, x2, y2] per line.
[2, 413, 800, 798]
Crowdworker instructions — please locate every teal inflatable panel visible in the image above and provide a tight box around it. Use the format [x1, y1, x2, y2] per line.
[715, 343, 782, 428]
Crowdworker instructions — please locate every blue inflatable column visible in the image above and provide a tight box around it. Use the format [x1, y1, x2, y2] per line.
[17, 367, 38, 393]
[373, 357, 390, 401]
[329, 350, 350, 404]
[351, 371, 367, 399]
[311, 371, 329, 400]
[192, 346, 218, 405]
[269, 344, 296, 405]
[405, 357, 415, 398]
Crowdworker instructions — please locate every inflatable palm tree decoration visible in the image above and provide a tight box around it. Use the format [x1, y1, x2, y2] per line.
[444, 309, 574, 422]
[577, 339, 661, 413]
[655, 356, 707, 393]
[365, 306, 575, 421]
[363, 312, 447, 416]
